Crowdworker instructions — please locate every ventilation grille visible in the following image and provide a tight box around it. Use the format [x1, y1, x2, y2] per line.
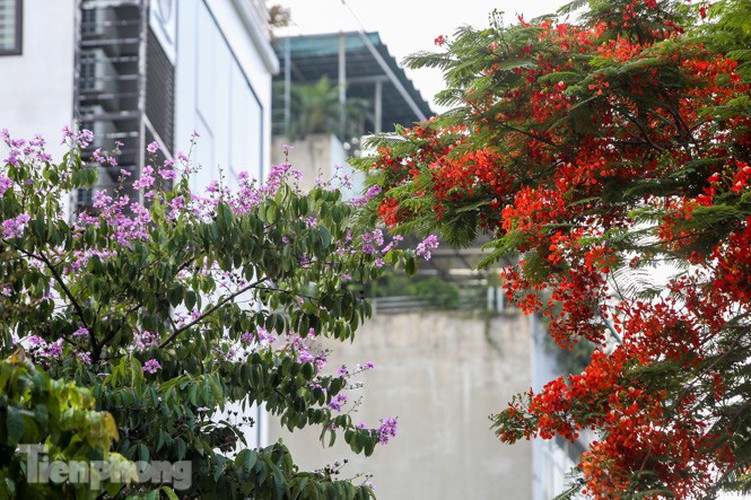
[145, 27, 175, 153]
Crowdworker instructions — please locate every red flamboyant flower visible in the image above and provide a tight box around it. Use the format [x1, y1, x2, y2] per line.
[361, 0, 751, 497]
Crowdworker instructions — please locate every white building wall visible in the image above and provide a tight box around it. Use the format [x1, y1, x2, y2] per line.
[174, 0, 277, 193]
[174, 0, 278, 449]
[0, 0, 279, 453]
[0, 1, 75, 157]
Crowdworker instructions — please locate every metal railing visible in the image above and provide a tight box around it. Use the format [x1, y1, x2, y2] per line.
[370, 286, 511, 315]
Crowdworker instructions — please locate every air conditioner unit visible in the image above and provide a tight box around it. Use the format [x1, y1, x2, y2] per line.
[79, 48, 117, 94]
[81, 6, 117, 38]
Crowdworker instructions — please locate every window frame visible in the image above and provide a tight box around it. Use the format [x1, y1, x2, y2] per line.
[0, 0, 22, 56]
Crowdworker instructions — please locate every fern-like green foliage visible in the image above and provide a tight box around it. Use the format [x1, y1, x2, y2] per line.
[358, 1, 751, 497]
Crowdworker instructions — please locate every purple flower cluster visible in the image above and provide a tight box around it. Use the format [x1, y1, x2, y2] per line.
[2, 213, 30, 239]
[75, 191, 153, 248]
[415, 234, 440, 261]
[24, 335, 63, 359]
[348, 184, 382, 207]
[2, 130, 52, 169]
[92, 148, 117, 166]
[134, 330, 160, 350]
[241, 327, 275, 345]
[282, 333, 327, 371]
[329, 393, 348, 412]
[377, 417, 398, 445]
[61, 126, 94, 148]
[133, 165, 156, 191]
[142, 359, 162, 374]
[0, 176, 13, 196]
[72, 327, 89, 337]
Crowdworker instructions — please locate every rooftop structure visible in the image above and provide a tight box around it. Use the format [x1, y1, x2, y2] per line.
[272, 31, 433, 139]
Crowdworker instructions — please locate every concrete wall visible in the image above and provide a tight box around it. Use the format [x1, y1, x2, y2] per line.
[0, 0, 75, 157]
[271, 134, 364, 198]
[267, 310, 533, 499]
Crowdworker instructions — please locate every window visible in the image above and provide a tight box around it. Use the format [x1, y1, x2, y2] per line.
[0, 0, 21, 56]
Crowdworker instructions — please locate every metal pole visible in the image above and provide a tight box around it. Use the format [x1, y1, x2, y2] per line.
[355, 31, 427, 121]
[338, 32, 346, 139]
[284, 37, 291, 136]
[374, 80, 382, 133]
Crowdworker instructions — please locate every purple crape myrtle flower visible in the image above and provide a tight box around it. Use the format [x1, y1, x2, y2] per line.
[415, 234, 440, 261]
[297, 351, 315, 364]
[133, 165, 156, 190]
[241, 327, 275, 345]
[92, 148, 117, 166]
[336, 365, 349, 377]
[72, 327, 89, 337]
[24, 336, 63, 359]
[142, 359, 162, 374]
[134, 330, 160, 349]
[59, 126, 93, 148]
[374, 418, 399, 446]
[78, 129, 94, 148]
[0, 176, 12, 196]
[358, 362, 375, 371]
[348, 184, 382, 207]
[377, 417, 399, 445]
[328, 393, 348, 412]
[380, 234, 403, 254]
[2, 213, 30, 239]
[159, 168, 177, 180]
[257, 327, 275, 343]
[261, 162, 303, 199]
[43, 340, 63, 358]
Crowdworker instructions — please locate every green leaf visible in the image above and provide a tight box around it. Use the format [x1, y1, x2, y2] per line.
[237, 449, 258, 471]
[161, 486, 180, 500]
[5, 406, 24, 445]
[176, 438, 186, 461]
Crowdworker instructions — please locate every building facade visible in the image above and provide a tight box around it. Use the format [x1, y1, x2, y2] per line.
[0, 0, 278, 447]
[0, 0, 76, 159]
[0, 0, 277, 207]
[269, 31, 432, 195]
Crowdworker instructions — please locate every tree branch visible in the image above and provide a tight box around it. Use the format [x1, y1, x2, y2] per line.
[159, 277, 270, 348]
[5, 240, 97, 353]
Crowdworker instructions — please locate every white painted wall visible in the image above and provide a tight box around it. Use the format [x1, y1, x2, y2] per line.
[0, 1, 75, 158]
[174, 0, 277, 193]
[174, 0, 278, 449]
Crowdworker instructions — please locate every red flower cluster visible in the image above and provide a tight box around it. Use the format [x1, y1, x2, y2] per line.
[366, 1, 751, 496]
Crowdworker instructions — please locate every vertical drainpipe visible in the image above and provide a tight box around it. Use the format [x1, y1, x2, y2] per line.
[138, 0, 149, 205]
[338, 32, 346, 140]
[73, 0, 82, 126]
[374, 80, 382, 133]
[283, 37, 291, 137]
[71, 0, 83, 219]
